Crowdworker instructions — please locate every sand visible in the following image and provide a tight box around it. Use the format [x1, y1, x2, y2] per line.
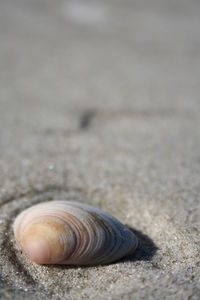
[0, 0, 200, 299]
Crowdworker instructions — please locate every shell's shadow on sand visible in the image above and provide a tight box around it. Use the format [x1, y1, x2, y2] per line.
[122, 227, 158, 262]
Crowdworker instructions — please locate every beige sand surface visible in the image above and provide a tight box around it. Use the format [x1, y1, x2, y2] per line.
[0, 0, 200, 299]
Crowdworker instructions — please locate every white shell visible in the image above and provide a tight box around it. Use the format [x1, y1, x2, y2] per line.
[13, 201, 138, 265]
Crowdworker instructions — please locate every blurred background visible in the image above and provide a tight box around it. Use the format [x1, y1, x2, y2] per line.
[0, 0, 200, 144]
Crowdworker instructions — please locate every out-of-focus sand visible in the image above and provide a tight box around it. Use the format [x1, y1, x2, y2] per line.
[0, 0, 200, 299]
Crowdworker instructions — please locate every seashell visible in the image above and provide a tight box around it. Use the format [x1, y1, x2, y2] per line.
[13, 201, 138, 265]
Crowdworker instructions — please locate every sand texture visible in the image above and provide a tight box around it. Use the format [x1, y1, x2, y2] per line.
[0, 0, 200, 299]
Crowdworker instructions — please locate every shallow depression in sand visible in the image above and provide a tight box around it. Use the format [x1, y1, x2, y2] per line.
[0, 188, 198, 299]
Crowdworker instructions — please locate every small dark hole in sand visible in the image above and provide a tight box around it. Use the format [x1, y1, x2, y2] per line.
[79, 110, 96, 129]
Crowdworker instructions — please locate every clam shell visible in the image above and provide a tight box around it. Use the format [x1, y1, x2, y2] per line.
[13, 201, 138, 265]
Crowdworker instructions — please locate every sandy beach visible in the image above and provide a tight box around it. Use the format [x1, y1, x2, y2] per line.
[0, 0, 200, 299]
